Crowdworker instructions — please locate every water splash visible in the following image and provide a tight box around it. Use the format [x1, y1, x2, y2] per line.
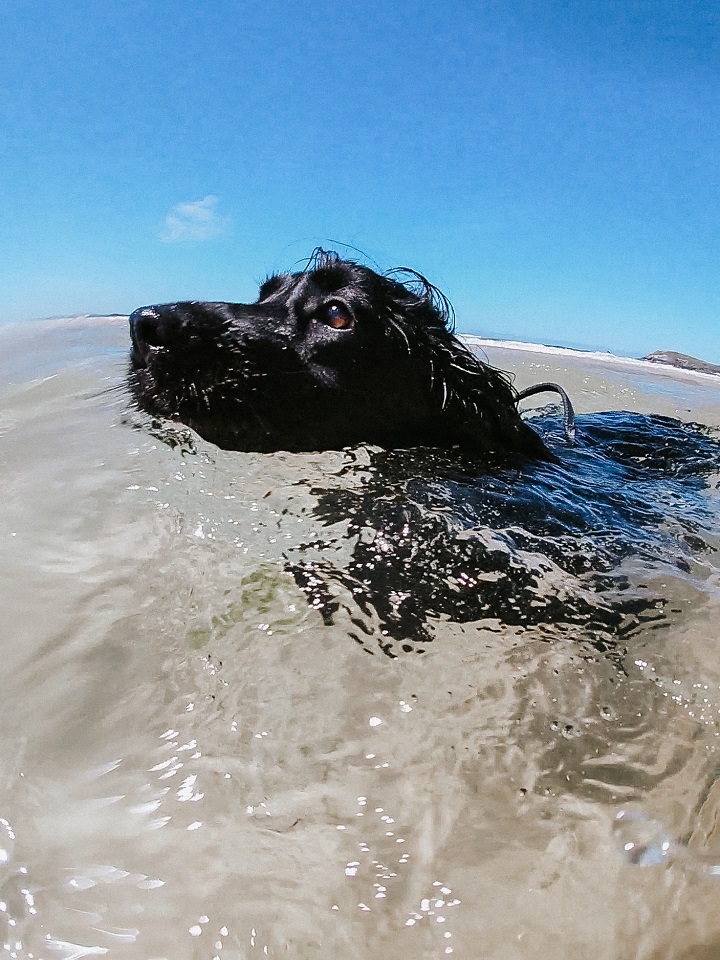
[613, 809, 676, 867]
[613, 809, 720, 876]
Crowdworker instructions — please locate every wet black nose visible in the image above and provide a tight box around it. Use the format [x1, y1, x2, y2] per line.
[129, 305, 183, 365]
[130, 306, 170, 347]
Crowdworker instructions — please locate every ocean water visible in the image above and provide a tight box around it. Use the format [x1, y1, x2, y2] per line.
[1, 316, 720, 960]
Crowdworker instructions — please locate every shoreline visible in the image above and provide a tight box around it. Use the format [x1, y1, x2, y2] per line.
[1, 314, 718, 384]
[463, 335, 720, 383]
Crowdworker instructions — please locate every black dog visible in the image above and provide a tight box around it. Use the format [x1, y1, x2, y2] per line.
[128, 250, 550, 458]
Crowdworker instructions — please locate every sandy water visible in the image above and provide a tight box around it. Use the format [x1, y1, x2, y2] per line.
[1, 318, 720, 959]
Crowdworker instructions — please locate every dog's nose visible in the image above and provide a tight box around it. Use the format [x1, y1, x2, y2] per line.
[130, 306, 165, 347]
[129, 306, 183, 365]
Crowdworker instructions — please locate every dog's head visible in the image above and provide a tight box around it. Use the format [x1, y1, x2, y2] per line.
[128, 250, 549, 457]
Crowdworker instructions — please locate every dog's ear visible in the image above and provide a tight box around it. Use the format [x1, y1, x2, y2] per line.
[383, 268, 455, 334]
[428, 337, 511, 417]
[427, 338, 553, 458]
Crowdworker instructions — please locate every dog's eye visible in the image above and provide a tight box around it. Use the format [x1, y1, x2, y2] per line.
[320, 302, 354, 330]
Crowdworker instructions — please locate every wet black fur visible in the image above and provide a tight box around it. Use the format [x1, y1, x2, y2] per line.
[289, 413, 720, 656]
[128, 250, 550, 457]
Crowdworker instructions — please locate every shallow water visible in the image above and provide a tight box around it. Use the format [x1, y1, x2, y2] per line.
[1, 318, 720, 959]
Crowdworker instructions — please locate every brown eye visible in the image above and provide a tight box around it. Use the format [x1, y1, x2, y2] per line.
[321, 302, 354, 330]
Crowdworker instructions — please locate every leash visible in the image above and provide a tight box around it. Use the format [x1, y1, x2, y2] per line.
[516, 382, 576, 445]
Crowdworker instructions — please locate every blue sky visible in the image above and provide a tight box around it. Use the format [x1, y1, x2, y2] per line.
[2, 0, 719, 362]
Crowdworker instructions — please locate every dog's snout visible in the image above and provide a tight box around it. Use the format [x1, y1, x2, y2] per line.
[129, 305, 187, 367]
[130, 307, 167, 347]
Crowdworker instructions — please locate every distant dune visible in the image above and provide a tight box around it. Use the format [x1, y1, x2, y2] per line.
[643, 351, 720, 376]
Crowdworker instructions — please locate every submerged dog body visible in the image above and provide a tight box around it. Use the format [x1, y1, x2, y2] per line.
[128, 250, 549, 457]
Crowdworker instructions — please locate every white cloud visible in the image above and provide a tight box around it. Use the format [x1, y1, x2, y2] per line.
[161, 195, 230, 242]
